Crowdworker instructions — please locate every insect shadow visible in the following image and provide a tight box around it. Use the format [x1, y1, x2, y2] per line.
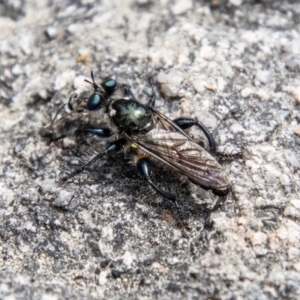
[60, 146, 216, 228]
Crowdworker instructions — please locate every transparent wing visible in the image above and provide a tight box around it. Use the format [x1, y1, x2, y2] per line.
[130, 129, 228, 191]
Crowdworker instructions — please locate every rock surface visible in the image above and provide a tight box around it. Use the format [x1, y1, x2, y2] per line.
[1, 0, 300, 299]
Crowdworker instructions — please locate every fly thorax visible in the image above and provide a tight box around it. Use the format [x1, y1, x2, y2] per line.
[110, 99, 154, 133]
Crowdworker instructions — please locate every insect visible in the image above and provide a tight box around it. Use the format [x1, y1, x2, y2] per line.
[39, 71, 134, 141]
[40, 72, 244, 214]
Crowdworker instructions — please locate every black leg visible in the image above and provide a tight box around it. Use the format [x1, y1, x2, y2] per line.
[173, 118, 244, 160]
[147, 77, 156, 107]
[61, 138, 127, 183]
[136, 157, 180, 210]
[77, 127, 112, 137]
[173, 118, 217, 153]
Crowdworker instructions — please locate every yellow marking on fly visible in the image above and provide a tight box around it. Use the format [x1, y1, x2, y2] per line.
[137, 154, 148, 160]
[131, 143, 138, 149]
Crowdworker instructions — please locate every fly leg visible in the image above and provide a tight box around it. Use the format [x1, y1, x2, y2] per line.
[73, 127, 113, 148]
[173, 118, 244, 160]
[76, 127, 112, 138]
[173, 118, 217, 153]
[61, 138, 127, 183]
[136, 156, 186, 224]
[147, 77, 156, 107]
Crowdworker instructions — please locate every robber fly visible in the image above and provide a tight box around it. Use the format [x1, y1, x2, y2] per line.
[40, 71, 244, 212]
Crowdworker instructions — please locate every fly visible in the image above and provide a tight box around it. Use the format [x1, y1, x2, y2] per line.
[40, 73, 245, 216]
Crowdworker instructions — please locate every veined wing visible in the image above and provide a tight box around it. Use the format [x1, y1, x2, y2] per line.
[130, 129, 228, 192]
[151, 107, 196, 140]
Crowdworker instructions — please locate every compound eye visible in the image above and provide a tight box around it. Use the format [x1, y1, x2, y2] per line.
[102, 79, 117, 95]
[86, 93, 102, 110]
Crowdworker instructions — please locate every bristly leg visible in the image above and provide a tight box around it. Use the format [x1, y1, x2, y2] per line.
[136, 157, 177, 202]
[136, 156, 187, 225]
[215, 150, 246, 161]
[60, 138, 127, 184]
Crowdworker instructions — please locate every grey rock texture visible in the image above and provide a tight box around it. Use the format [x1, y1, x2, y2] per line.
[1, 0, 300, 299]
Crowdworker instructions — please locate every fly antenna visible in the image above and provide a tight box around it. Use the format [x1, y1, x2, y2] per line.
[84, 70, 99, 90]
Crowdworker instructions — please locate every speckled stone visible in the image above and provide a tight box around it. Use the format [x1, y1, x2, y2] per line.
[1, 1, 300, 300]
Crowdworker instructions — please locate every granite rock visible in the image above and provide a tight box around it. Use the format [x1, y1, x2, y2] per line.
[1, 0, 300, 299]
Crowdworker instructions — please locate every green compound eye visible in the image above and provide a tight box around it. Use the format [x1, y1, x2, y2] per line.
[86, 93, 102, 110]
[102, 79, 117, 95]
